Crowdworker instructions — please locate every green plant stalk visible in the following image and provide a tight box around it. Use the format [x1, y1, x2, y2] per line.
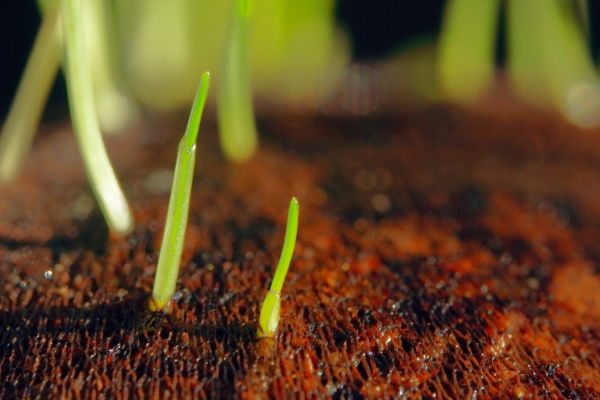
[437, 0, 500, 103]
[258, 197, 299, 338]
[61, 0, 132, 234]
[150, 72, 211, 312]
[0, 0, 61, 183]
[218, 0, 258, 162]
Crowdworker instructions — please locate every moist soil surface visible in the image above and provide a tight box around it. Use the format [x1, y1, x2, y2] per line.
[2, 106, 600, 399]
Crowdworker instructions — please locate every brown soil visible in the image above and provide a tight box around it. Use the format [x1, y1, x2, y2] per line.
[2, 106, 600, 398]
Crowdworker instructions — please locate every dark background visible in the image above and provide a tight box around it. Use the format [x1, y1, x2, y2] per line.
[2, 0, 599, 119]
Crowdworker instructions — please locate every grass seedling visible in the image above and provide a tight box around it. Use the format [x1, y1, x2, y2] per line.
[257, 197, 299, 339]
[0, 0, 61, 183]
[150, 72, 211, 312]
[62, 0, 133, 234]
[437, 0, 500, 103]
[218, 0, 258, 162]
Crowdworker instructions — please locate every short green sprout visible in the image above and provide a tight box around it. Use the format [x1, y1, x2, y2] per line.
[218, 0, 258, 162]
[257, 197, 299, 338]
[62, 0, 133, 234]
[150, 72, 211, 312]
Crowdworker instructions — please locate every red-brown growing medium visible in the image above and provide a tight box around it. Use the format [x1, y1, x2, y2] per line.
[1, 105, 600, 398]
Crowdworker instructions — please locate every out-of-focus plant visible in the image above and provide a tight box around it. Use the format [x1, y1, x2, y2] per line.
[250, 0, 349, 107]
[218, 0, 258, 162]
[507, 0, 600, 127]
[114, 0, 201, 111]
[437, 0, 500, 103]
[435, 0, 600, 127]
[114, 0, 349, 113]
[81, 0, 138, 134]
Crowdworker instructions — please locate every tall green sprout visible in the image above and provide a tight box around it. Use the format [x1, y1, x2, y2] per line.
[150, 72, 211, 312]
[62, 0, 132, 234]
[0, 0, 61, 183]
[258, 197, 299, 338]
[218, 0, 258, 162]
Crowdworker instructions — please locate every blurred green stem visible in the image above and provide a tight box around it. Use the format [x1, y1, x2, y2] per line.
[218, 0, 258, 162]
[0, 0, 61, 183]
[437, 0, 500, 103]
[62, 0, 133, 234]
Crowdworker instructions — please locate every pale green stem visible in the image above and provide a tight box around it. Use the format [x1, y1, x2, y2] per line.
[258, 197, 299, 338]
[0, 0, 61, 183]
[218, 0, 258, 162]
[150, 72, 211, 311]
[61, 0, 133, 234]
[437, 0, 500, 103]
